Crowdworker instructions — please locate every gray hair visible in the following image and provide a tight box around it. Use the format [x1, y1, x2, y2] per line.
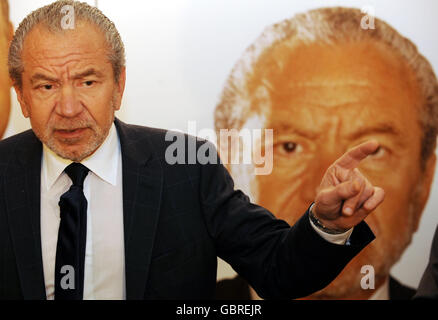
[214, 7, 438, 168]
[8, 0, 125, 89]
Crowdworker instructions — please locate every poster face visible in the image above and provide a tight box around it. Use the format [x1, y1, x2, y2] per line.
[214, 7, 438, 299]
[4, 0, 438, 300]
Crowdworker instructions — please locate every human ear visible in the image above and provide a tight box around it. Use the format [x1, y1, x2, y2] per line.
[14, 85, 30, 118]
[113, 67, 126, 111]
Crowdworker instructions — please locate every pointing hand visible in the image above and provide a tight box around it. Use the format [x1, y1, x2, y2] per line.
[312, 140, 385, 232]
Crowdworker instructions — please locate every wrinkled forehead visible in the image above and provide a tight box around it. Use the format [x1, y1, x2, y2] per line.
[19, 21, 113, 84]
[239, 40, 426, 146]
[250, 40, 419, 96]
[22, 20, 108, 58]
[246, 40, 422, 119]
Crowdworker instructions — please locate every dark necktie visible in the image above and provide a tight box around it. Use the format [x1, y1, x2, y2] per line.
[55, 163, 90, 300]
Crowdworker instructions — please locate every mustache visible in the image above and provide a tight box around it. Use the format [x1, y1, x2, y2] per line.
[50, 118, 95, 131]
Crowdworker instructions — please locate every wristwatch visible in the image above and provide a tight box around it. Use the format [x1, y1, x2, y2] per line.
[309, 203, 350, 235]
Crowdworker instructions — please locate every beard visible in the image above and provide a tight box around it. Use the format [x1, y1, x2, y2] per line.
[31, 101, 117, 162]
[43, 116, 113, 162]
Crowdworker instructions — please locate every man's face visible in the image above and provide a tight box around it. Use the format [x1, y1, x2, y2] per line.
[0, 0, 13, 138]
[16, 21, 125, 161]
[238, 41, 436, 298]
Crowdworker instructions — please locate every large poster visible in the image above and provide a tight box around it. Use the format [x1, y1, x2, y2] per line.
[2, 0, 438, 300]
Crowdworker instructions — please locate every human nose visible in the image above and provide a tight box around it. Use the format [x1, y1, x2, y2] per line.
[300, 151, 342, 203]
[55, 85, 83, 118]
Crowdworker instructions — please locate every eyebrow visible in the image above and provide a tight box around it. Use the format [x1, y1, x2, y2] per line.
[30, 68, 104, 85]
[71, 68, 105, 80]
[271, 121, 402, 140]
[348, 123, 402, 140]
[30, 73, 59, 85]
[272, 122, 319, 139]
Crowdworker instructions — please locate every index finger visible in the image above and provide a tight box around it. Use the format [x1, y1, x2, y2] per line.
[335, 140, 380, 169]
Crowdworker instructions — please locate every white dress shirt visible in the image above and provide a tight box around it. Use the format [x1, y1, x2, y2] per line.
[309, 204, 354, 245]
[40, 123, 126, 300]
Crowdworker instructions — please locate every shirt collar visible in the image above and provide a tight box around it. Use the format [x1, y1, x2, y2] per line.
[43, 123, 120, 189]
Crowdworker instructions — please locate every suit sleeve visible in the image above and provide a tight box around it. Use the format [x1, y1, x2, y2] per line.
[198, 142, 375, 299]
[414, 225, 438, 300]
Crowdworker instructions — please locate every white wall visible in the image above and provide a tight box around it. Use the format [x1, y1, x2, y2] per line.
[4, 0, 438, 289]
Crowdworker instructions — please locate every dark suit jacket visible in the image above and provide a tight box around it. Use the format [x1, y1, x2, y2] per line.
[215, 275, 416, 300]
[0, 119, 375, 300]
[414, 225, 438, 299]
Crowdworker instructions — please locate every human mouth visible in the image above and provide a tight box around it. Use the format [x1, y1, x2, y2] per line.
[54, 128, 88, 139]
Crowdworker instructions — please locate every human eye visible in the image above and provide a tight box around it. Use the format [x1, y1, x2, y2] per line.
[84, 80, 96, 87]
[35, 83, 57, 92]
[77, 79, 97, 88]
[39, 83, 53, 90]
[367, 145, 387, 159]
[274, 141, 303, 156]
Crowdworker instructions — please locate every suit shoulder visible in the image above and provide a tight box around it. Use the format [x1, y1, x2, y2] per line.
[119, 122, 169, 137]
[120, 122, 216, 155]
[0, 129, 35, 148]
[0, 130, 36, 158]
[115, 120, 219, 169]
[116, 121, 169, 145]
[0, 130, 38, 176]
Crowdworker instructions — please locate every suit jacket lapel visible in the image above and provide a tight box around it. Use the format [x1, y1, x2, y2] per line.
[4, 131, 46, 299]
[115, 119, 164, 300]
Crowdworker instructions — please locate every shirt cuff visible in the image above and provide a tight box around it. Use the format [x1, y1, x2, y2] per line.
[309, 213, 354, 245]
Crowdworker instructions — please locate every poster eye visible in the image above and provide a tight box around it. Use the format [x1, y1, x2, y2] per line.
[370, 146, 385, 158]
[282, 142, 297, 153]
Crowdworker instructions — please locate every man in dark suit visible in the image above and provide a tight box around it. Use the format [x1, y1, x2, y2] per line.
[0, 1, 383, 300]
